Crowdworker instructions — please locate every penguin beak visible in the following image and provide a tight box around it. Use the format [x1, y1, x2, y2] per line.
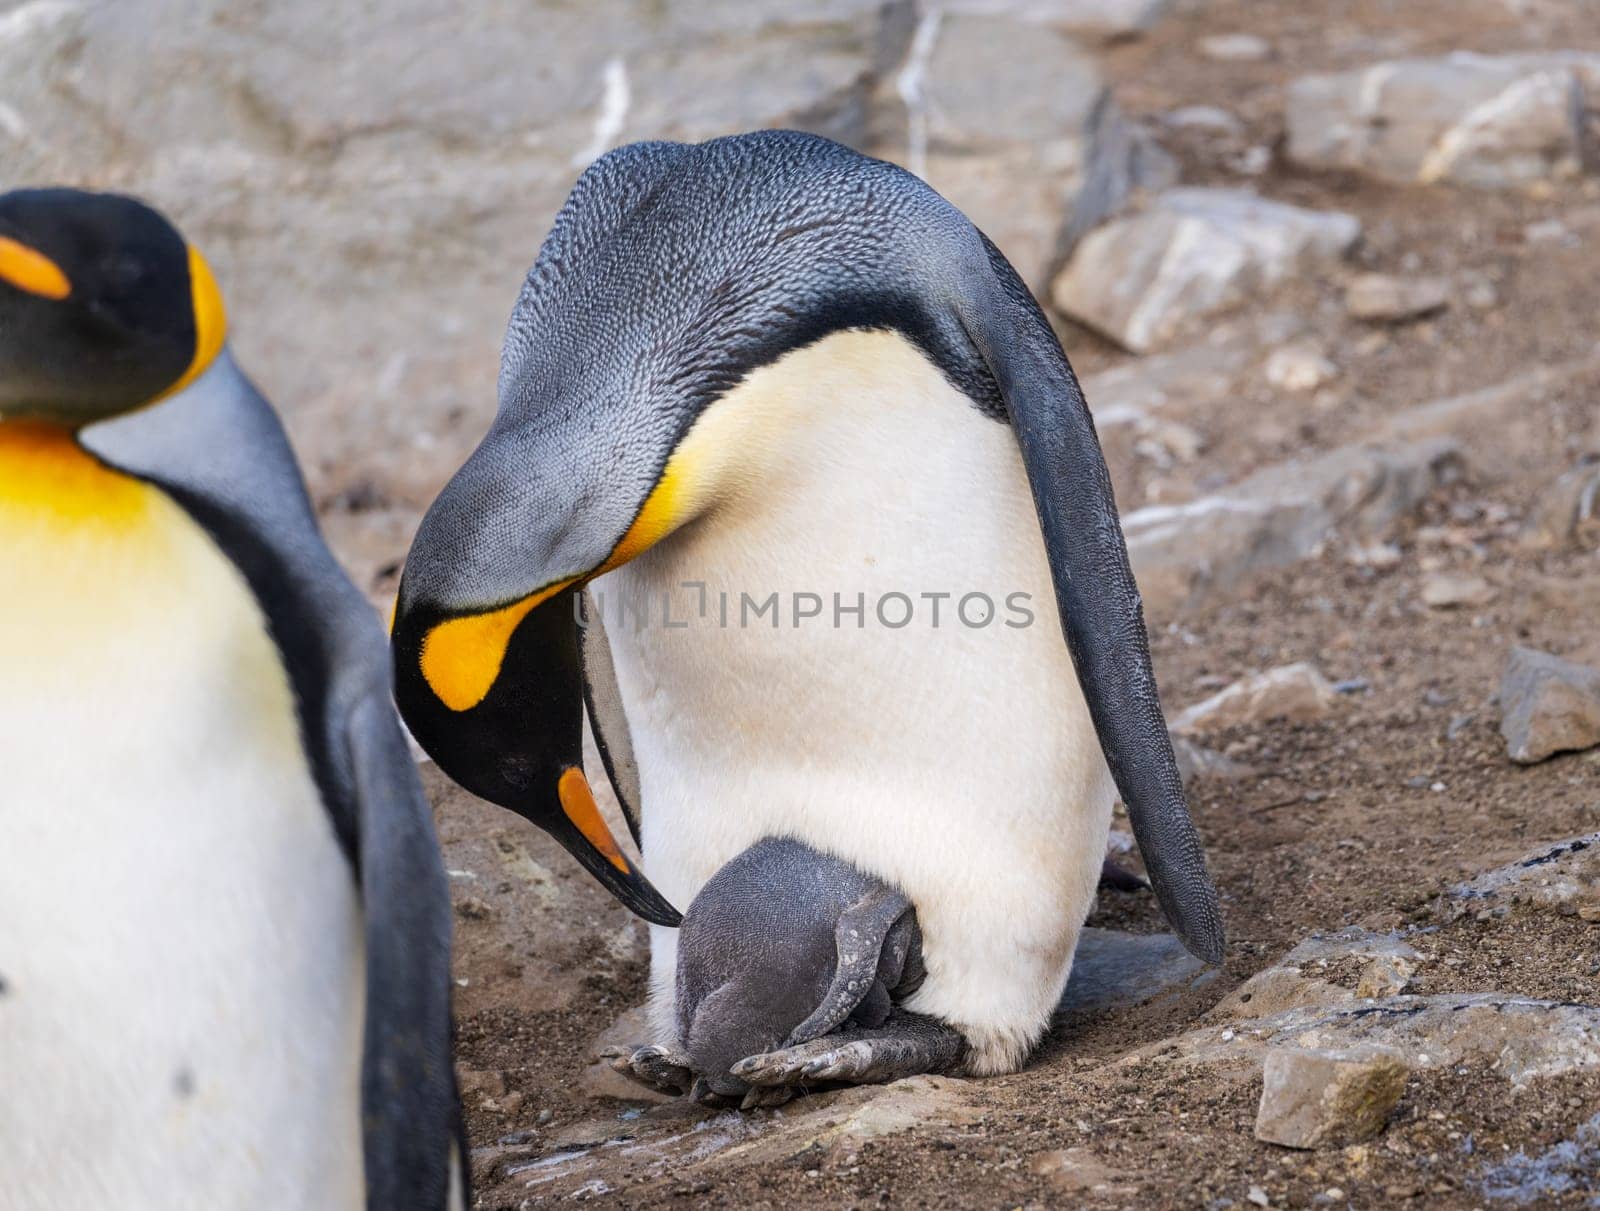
[393, 583, 681, 927]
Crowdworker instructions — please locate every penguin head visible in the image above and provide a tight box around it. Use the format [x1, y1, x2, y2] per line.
[0, 189, 227, 426]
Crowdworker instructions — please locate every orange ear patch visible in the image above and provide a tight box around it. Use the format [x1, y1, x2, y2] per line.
[0, 236, 71, 300]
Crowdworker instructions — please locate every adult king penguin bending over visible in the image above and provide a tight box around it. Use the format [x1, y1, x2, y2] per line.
[0, 190, 462, 1207]
[393, 132, 1223, 1083]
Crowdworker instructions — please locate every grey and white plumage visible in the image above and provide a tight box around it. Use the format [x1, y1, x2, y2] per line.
[394, 130, 1222, 1079]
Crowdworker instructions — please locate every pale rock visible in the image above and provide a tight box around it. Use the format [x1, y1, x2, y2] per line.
[1344, 273, 1451, 322]
[800, 1075, 981, 1153]
[1051, 187, 1359, 352]
[1216, 966, 1353, 1022]
[1155, 993, 1600, 1086]
[1213, 929, 1418, 1020]
[1169, 663, 1338, 734]
[942, 0, 1174, 42]
[1463, 275, 1501, 309]
[1201, 33, 1270, 62]
[1498, 646, 1600, 764]
[1255, 1045, 1409, 1149]
[1524, 217, 1575, 243]
[1029, 1147, 1137, 1196]
[914, 12, 1174, 290]
[1266, 345, 1338, 393]
[0, 0, 1164, 570]
[1171, 734, 1254, 784]
[1164, 105, 1246, 135]
[1125, 437, 1462, 613]
[1287, 52, 1593, 189]
[1518, 458, 1600, 551]
[1355, 955, 1415, 999]
[1447, 833, 1600, 921]
[1420, 572, 1495, 609]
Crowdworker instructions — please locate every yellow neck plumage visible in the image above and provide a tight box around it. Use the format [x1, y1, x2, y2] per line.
[0, 421, 151, 531]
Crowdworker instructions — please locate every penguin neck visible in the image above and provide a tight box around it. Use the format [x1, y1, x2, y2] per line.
[0, 418, 152, 529]
[604, 326, 1031, 613]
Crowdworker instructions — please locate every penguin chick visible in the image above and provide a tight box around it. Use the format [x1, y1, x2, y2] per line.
[608, 837, 965, 1107]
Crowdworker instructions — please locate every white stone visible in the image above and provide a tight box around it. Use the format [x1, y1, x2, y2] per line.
[1287, 53, 1592, 189]
[1201, 33, 1270, 62]
[1169, 664, 1339, 735]
[1265, 345, 1338, 393]
[1051, 188, 1359, 352]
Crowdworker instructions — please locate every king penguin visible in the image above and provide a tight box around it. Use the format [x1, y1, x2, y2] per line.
[0, 190, 463, 1208]
[391, 131, 1224, 1081]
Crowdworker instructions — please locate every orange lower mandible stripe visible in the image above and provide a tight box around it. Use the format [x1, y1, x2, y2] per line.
[556, 767, 632, 873]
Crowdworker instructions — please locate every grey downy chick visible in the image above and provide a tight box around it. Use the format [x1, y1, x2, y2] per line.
[607, 836, 966, 1108]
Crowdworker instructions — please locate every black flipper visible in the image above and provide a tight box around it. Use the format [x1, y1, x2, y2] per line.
[348, 691, 467, 1209]
[951, 234, 1226, 966]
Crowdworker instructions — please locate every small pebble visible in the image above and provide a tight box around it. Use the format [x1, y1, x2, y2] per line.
[1247, 1184, 1272, 1207]
[1202, 32, 1271, 61]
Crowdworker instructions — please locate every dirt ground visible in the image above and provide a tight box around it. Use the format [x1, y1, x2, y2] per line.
[427, 3, 1600, 1207]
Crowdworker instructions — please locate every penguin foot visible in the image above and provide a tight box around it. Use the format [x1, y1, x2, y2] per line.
[730, 1011, 965, 1088]
[602, 1042, 695, 1095]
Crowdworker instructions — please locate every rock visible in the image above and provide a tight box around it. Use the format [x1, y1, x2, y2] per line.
[1287, 53, 1593, 189]
[1463, 274, 1501, 310]
[1057, 928, 1217, 1017]
[1217, 966, 1353, 1022]
[1158, 992, 1600, 1085]
[1420, 572, 1495, 609]
[1213, 929, 1418, 1021]
[458, 1067, 509, 1103]
[1498, 646, 1600, 764]
[1164, 105, 1246, 135]
[913, 11, 1174, 290]
[1051, 188, 1359, 353]
[0, 0, 1162, 595]
[1344, 273, 1451, 323]
[1265, 345, 1338, 393]
[1518, 458, 1600, 551]
[1029, 1147, 1138, 1197]
[1169, 664, 1338, 735]
[1477, 1111, 1600, 1205]
[1371, 354, 1600, 480]
[945, 0, 1174, 42]
[1125, 437, 1462, 614]
[1200, 33, 1271, 62]
[1524, 217, 1575, 244]
[1446, 833, 1600, 922]
[1354, 955, 1415, 999]
[816, 1075, 981, 1152]
[1255, 1045, 1409, 1149]
[1172, 733, 1254, 784]
[1086, 311, 1305, 492]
